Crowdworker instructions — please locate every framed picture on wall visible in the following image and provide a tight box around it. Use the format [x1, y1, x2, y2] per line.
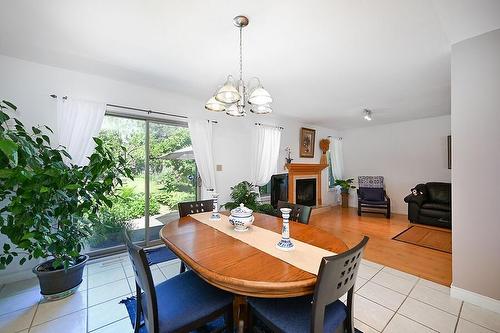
[300, 127, 316, 158]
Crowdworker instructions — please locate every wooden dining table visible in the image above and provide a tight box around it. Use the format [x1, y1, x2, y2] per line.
[160, 212, 349, 327]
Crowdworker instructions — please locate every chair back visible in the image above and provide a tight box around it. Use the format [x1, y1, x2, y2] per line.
[178, 199, 214, 217]
[277, 201, 312, 224]
[310, 236, 369, 333]
[123, 230, 159, 333]
[358, 176, 384, 188]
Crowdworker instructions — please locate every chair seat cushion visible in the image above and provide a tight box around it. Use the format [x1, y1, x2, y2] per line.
[248, 295, 347, 333]
[359, 199, 388, 206]
[421, 202, 450, 212]
[150, 270, 233, 333]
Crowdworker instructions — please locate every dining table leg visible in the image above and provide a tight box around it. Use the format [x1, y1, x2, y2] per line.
[233, 294, 249, 332]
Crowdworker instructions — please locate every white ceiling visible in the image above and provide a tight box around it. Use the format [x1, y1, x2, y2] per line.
[0, 0, 499, 129]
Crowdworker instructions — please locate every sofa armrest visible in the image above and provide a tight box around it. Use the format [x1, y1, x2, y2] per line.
[404, 193, 425, 207]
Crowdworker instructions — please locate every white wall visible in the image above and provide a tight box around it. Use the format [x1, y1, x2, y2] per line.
[451, 28, 500, 304]
[341, 116, 451, 214]
[0, 55, 339, 283]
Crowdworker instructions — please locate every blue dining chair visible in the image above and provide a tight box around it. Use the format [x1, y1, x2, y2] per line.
[247, 236, 369, 333]
[123, 230, 234, 333]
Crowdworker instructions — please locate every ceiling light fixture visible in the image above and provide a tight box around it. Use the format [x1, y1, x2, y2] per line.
[363, 109, 372, 121]
[205, 15, 273, 116]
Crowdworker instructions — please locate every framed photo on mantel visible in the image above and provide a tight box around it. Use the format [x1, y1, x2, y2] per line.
[300, 127, 316, 158]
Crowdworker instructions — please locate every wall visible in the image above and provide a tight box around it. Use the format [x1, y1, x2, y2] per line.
[0, 55, 339, 283]
[341, 116, 451, 214]
[451, 28, 500, 304]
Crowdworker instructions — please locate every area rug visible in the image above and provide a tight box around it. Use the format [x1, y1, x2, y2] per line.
[120, 296, 363, 332]
[393, 225, 452, 253]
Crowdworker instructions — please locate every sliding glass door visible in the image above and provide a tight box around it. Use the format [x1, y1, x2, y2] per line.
[84, 114, 196, 255]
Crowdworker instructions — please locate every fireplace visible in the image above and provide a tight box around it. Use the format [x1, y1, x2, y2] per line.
[285, 163, 328, 206]
[296, 178, 317, 206]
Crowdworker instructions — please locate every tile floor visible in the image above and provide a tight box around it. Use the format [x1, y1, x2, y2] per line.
[1, 253, 499, 333]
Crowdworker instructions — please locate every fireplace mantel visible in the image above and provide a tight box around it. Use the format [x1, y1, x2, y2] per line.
[285, 163, 328, 206]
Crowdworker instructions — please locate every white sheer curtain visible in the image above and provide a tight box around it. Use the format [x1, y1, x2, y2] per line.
[328, 138, 344, 202]
[250, 125, 282, 186]
[331, 138, 344, 180]
[188, 119, 216, 198]
[56, 97, 106, 166]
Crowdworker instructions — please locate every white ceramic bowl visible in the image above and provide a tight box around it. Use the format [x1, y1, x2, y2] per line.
[229, 203, 254, 232]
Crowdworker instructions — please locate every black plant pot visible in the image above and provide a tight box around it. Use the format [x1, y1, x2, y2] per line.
[33, 255, 88, 301]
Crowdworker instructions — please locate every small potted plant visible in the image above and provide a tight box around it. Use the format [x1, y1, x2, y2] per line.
[334, 178, 356, 208]
[0, 100, 132, 300]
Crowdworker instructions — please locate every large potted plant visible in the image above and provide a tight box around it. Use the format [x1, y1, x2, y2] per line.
[0, 100, 132, 300]
[334, 178, 356, 208]
[223, 181, 276, 215]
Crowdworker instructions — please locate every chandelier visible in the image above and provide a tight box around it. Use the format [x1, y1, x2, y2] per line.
[205, 15, 273, 117]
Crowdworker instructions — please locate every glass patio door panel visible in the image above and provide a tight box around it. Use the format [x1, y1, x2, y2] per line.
[85, 115, 146, 253]
[147, 121, 197, 242]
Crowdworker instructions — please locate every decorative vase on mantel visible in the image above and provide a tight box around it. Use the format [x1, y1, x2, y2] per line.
[276, 208, 295, 251]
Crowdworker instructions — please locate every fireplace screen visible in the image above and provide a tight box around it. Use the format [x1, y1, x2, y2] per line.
[296, 178, 316, 206]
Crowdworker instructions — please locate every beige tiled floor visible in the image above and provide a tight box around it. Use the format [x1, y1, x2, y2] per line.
[1, 253, 499, 333]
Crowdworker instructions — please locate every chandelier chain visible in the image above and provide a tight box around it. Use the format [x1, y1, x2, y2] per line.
[239, 26, 243, 82]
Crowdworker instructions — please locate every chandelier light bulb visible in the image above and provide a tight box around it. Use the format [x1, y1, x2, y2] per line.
[250, 104, 272, 114]
[205, 96, 226, 112]
[215, 76, 240, 104]
[226, 104, 246, 117]
[248, 87, 272, 105]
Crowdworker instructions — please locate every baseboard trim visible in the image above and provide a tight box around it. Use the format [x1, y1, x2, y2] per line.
[451, 284, 500, 314]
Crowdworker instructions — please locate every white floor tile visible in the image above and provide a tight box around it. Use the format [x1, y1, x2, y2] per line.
[383, 313, 436, 333]
[158, 262, 181, 279]
[355, 277, 369, 291]
[409, 284, 462, 315]
[355, 318, 380, 333]
[88, 279, 131, 306]
[358, 263, 382, 280]
[0, 289, 41, 316]
[87, 267, 127, 289]
[357, 281, 406, 311]
[0, 305, 36, 333]
[122, 263, 135, 278]
[381, 267, 419, 282]
[92, 317, 134, 333]
[0, 278, 39, 298]
[87, 295, 130, 331]
[361, 259, 385, 270]
[354, 294, 395, 331]
[371, 271, 417, 295]
[33, 291, 87, 325]
[151, 268, 167, 285]
[87, 260, 123, 276]
[461, 302, 500, 332]
[156, 258, 181, 268]
[456, 318, 496, 333]
[416, 278, 450, 295]
[398, 297, 457, 333]
[29, 309, 86, 333]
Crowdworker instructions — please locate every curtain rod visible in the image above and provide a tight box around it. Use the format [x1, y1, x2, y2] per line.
[50, 94, 188, 120]
[254, 122, 284, 130]
[328, 135, 343, 140]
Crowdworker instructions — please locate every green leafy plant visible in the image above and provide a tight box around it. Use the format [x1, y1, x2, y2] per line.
[334, 178, 356, 193]
[0, 100, 133, 270]
[223, 181, 260, 211]
[223, 181, 277, 215]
